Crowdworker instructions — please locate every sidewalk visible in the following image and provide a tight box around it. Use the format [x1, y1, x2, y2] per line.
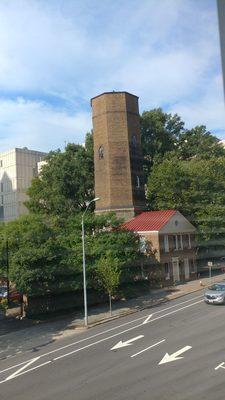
[68, 272, 225, 328]
[1, 272, 224, 336]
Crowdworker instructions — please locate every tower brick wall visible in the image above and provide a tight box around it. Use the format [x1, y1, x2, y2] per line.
[91, 91, 146, 220]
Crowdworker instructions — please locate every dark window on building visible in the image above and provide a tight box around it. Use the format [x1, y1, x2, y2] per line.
[164, 235, 169, 252]
[177, 235, 183, 249]
[173, 235, 177, 250]
[165, 263, 169, 274]
[0, 182, 3, 192]
[190, 259, 195, 272]
[0, 205, 4, 220]
[165, 263, 170, 280]
[188, 234, 192, 249]
[183, 234, 189, 249]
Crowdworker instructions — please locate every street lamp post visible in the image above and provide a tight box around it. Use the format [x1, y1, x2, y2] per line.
[5, 238, 10, 306]
[81, 197, 100, 327]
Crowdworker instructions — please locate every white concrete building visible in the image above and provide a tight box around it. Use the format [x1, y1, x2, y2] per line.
[37, 160, 48, 176]
[0, 148, 46, 221]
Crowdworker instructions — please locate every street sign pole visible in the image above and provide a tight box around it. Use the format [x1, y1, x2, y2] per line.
[208, 261, 213, 283]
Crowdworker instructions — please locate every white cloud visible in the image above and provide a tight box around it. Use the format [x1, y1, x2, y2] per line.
[169, 74, 225, 135]
[0, 0, 224, 151]
[0, 98, 92, 152]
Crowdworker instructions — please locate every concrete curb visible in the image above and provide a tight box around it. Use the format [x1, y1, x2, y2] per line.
[68, 284, 206, 330]
[70, 276, 225, 329]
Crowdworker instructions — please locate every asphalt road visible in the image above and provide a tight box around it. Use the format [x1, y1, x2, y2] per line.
[1, 291, 225, 400]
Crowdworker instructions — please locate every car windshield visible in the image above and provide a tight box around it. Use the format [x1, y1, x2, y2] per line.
[208, 284, 225, 291]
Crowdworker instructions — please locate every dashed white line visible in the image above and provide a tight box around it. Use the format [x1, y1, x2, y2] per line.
[0, 294, 203, 367]
[131, 339, 166, 358]
[53, 300, 202, 361]
[0, 295, 204, 384]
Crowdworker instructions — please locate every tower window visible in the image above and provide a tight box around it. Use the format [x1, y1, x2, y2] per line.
[132, 135, 137, 147]
[136, 175, 140, 188]
[98, 145, 104, 159]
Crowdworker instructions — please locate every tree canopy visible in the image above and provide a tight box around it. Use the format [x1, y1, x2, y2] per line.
[146, 156, 225, 259]
[140, 109, 225, 181]
[140, 108, 184, 181]
[0, 212, 140, 295]
[175, 125, 225, 160]
[26, 133, 94, 217]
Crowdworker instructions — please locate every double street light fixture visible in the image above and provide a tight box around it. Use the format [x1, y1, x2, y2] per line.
[81, 197, 100, 327]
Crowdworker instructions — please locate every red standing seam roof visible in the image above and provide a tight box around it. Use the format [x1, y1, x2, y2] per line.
[123, 210, 177, 232]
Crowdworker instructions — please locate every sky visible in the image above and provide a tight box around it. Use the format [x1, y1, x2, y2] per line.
[0, 0, 224, 153]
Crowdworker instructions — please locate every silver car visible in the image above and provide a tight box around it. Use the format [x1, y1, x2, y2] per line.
[204, 282, 225, 304]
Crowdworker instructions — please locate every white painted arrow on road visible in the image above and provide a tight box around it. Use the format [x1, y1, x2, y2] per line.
[158, 345, 192, 365]
[110, 335, 144, 350]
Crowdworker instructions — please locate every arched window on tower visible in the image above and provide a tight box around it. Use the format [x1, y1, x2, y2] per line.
[136, 175, 140, 188]
[131, 135, 137, 155]
[98, 145, 104, 159]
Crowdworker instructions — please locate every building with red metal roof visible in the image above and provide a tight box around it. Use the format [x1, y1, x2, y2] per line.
[123, 210, 197, 284]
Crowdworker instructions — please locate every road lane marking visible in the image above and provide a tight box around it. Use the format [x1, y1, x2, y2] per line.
[0, 361, 51, 384]
[0, 295, 203, 369]
[0, 358, 42, 375]
[215, 362, 225, 370]
[131, 339, 166, 358]
[143, 314, 153, 325]
[5, 357, 40, 381]
[0, 296, 203, 379]
[53, 300, 202, 361]
[158, 346, 192, 365]
[110, 335, 144, 350]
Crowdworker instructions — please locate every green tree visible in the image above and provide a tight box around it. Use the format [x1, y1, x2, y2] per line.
[175, 125, 225, 160]
[26, 133, 94, 217]
[0, 212, 141, 296]
[140, 108, 184, 181]
[1, 215, 75, 295]
[95, 254, 121, 315]
[140, 109, 225, 182]
[146, 156, 225, 261]
[146, 157, 191, 214]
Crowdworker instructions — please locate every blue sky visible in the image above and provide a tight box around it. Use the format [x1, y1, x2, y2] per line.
[0, 0, 224, 152]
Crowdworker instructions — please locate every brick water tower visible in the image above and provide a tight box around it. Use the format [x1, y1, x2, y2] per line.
[91, 91, 146, 220]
